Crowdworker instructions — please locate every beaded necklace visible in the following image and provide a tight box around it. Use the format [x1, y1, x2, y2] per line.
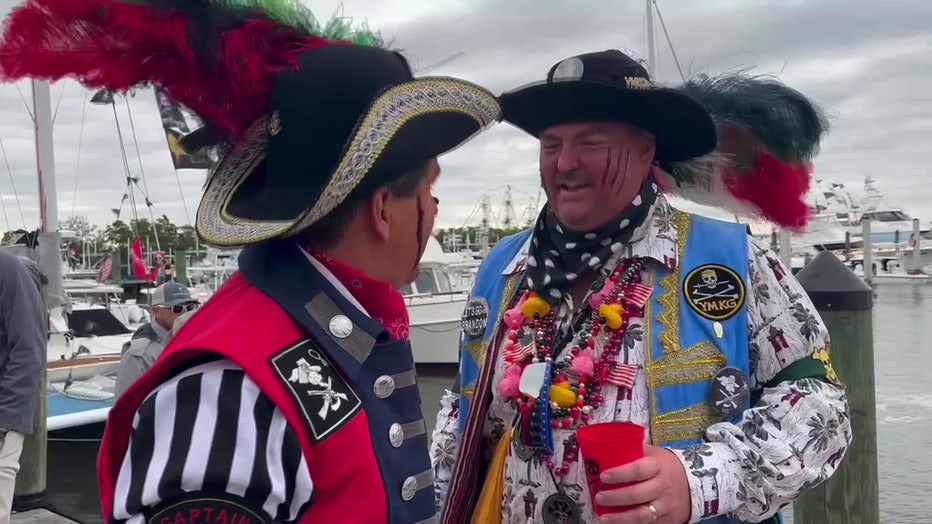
[499, 257, 652, 478]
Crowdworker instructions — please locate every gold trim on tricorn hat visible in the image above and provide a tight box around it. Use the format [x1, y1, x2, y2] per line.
[0, 0, 503, 248]
[196, 63, 501, 248]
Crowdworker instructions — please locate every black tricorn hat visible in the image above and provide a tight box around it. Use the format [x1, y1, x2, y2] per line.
[500, 49, 716, 163]
[196, 45, 500, 247]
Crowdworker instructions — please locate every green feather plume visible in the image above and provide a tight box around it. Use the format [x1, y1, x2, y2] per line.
[213, 0, 386, 46]
[128, 0, 387, 47]
[676, 69, 830, 163]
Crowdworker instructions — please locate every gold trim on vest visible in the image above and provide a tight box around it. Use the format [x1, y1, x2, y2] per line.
[644, 212, 727, 445]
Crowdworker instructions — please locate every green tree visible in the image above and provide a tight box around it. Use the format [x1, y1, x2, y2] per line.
[100, 216, 198, 254]
[101, 220, 133, 249]
[153, 215, 179, 252]
[60, 215, 97, 239]
[176, 225, 198, 251]
[0, 229, 26, 245]
[434, 226, 525, 249]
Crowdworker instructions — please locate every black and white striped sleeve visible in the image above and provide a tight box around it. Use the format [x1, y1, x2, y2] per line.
[111, 359, 314, 524]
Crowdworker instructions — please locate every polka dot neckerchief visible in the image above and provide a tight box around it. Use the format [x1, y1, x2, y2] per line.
[524, 175, 659, 305]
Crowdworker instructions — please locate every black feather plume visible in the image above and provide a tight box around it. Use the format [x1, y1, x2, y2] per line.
[676, 70, 830, 163]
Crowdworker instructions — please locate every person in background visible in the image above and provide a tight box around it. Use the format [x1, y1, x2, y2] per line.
[161, 262, 175, 284]
[0, 251, 45, 524]
[113, 281, 198, 396]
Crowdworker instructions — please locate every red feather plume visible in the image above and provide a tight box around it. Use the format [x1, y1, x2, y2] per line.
[665, 71, 829, 231]
[0, 0, 334, 141]
[723, 154, 813, 232]
[717, 123, 813, 231]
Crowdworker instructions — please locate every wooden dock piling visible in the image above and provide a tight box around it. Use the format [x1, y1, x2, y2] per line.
[793, 251, 879, 523]
[12, 376, 47, 511]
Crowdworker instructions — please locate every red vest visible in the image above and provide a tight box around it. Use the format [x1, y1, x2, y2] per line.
[97, 273, 389, 523]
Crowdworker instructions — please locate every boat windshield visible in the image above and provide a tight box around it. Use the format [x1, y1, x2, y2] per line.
[399, 268, 454, 296]
[415, 269, 437, 294]
[66, 308, 132, 337]
[862, 210, 911, 222]
[435, 269, 453, 293]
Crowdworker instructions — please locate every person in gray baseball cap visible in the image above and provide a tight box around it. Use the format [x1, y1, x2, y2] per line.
[114, 282, 199, 396]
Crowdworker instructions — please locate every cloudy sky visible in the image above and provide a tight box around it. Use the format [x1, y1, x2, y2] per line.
[0, 0, 929, 236]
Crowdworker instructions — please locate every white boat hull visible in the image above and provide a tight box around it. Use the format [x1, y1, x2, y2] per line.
[47, 375, 116, 431]
[410, 319, 463, 364]
[871, 273, 931, 284]
[407, 292, 467, 364]
[47, 333, 128, 361]
[47, 354, 121, 383]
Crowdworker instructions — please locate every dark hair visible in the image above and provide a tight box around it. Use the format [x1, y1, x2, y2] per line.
[296, 163, 430, 250]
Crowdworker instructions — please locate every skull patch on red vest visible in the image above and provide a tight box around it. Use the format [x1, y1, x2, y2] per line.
[269, 339, 362, 443]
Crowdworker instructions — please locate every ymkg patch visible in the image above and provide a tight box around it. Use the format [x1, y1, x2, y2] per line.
[270, 339, 361, 443]
[683, 264, 747, 321]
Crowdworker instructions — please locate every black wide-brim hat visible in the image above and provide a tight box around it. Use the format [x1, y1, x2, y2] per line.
[196, 45, 501, 247]
[500, 50, 716, 163]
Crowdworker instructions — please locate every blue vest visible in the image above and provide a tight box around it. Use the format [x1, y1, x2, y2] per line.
[456, 212, 782, 524]
[647, 212, 750, 449]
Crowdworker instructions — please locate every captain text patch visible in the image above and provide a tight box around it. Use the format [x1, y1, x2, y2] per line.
[145, 494, 270, 524]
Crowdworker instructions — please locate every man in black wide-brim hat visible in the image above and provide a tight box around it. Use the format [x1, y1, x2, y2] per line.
[432, 50, 850, 524]
[0, 1, 500, 523]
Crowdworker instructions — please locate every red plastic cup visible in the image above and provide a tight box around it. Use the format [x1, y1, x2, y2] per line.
[576, 422, 646, 516]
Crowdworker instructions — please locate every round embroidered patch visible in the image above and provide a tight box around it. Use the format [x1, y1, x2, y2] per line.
[682, 264, 747, 321]
[461, 297, 490, 339]
[542, 492, 581, 524]
[146, 494, 270, 524]
[550, 57, 584, 82]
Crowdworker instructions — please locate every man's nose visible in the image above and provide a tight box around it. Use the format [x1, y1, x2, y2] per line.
[555, 144, 579, 172]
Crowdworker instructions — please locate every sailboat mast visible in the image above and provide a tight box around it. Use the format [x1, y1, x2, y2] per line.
[645, 0, 656, 78]
[32, 80, 57, 233]
[31, 79, 65, 312]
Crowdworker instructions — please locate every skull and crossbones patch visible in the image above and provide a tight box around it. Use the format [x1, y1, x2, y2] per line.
[270, 339, 361, 443]
[708, 366, 750, 416]
[682, 264, 747, 321]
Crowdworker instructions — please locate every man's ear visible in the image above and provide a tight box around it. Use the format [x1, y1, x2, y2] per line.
[365, 188, 393, 242]
[639, 132, 657, 163]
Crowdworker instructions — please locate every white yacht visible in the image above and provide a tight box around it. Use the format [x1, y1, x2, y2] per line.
[817, 177, 930, 245]
[400, 237, 470, 365]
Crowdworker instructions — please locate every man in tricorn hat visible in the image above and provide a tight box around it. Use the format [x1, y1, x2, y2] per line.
[431, 50, 850, 523]
[0, 1, 500, 523]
